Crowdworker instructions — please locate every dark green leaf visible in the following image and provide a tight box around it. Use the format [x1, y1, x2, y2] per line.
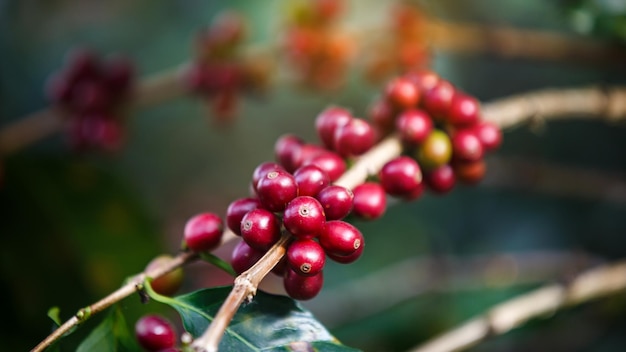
[48, 307, 62, 327]
[76, 306, 139, 352]
[199, 252, 237, 277]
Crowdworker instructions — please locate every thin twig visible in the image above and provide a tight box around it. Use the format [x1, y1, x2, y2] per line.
[409, 259, 626, 352]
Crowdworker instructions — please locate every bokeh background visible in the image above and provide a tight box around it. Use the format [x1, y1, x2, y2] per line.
[1, 0, 626, 351]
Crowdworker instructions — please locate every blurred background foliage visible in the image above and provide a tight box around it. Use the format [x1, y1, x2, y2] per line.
[1, 0, 626, 351]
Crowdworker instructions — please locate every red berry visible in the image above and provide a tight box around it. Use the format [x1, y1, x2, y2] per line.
[352, 182, 387, 220]
[240, 209, 281, 251]
[319, 220, 364, 257]
[448, 92, 480, 127]
[226, 197, 261, 236]
[304, 151, 346, 182]
[315, 106, 353, 149]
[425, 164, 455, 194]
[72, 80, 110, 113]
[453, 159, 486, 184]
[252, 161, 284, 192]
[452, 130, 484, 162]
[145, 255, 184, 296]
[368, 99, 396, 135]
[395, 109, 433, 145]
[296, 143, 327, 169]
[422, 80, 455, 119]
[316, 185, 353, 220]
[283, 269, 324, 300]
[472, 121, 502, 152]
[256, 169, 298, 212]
[183, 213, 223, 252]
[333, 118, 375, 157]
[406, 70, 440, 94]
[135, 315, 176, 351]
[326, 242, 364, 264]
[231, 240, 265, 275]
[274, 134, 304, 172]
[294, 164, 330, 197]
[379, 156, 423, 197]
[386, 77, 420, 109]
[287, 239, 326, 276]
[283, 196, 326, 238]
[64, 48, 100, 83]
[103, 54, 134, 93]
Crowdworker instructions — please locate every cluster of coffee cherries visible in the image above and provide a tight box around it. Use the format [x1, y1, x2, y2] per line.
[369, 70, 502, 195]
[135, 314, 180, 352]
[282, 0, 354, 90]
[185, 11, 272, 124]
[46, 48, 134, 151]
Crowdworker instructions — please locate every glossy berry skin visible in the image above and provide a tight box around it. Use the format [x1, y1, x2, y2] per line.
[453, 159, 486, 184]
[319, 220, 364, 257]
[406, 70, 440, 94]
[135, 315, 176, 351]
[315, 106, 353, 149]
[145, 255, 184, 296]
[294, 164, 330, 197]
[241, 209, 281, 251]
[231, 240, 265, 275]
[452, 130, 484, 162]
[448, 93, 480, 127]
[326, 241, 364, 264]
[283, 196, 326, 238]
[352, 182, 387, 220]
[316, 185, 353, 220]
[304, 151, 346, 182]
[226, 197, 261, 236]
[386, 76, 420, 109]
[425, 164, 455, 194]
[422, 80, 455, 119]
[396, 109, 433, 145]
[472, 121, 502, 152]
[287, 239, 326, 276]
[184, 213, 223, 252]
[416, 129, 453, 170]
[256, 169, 298, 212]
[379, 156, 422, 197]
[283, 269, 324, 300]
[333, 118, 375, 157]
[274, 134, 304, 172]
[368, 99, 396, 135]
[252, 162, 284, 192]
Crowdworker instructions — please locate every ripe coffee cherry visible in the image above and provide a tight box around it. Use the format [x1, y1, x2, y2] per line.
[184, 213, 223, 252]
[283, 269, 324, 300]
[135, 315, 176, 351]
[368, 99, 396, 134]
[472, 121, 502, 152]
[422, 79, 455, 119]
[287, 239, 326, 276]
[396, 109, 433, 145]
[304, 151, 346, 182]
[319, 220, 364, 257]
[448, 92, 480, 127]
[226, 197, 261, 236]
[256, 169, 298, 212]
[333, 118, 375, 157]
[241, 209, 281, 251]
[103, 54, 134, 93]
[231, 240, 265, 275]
[416, 129, 452, 170]
[274, 134, 304, 172]
[453, 159, 486, 184]
[352, 182, 387, 220]
[326, 241, 364, 264]
[73, 80, 110, 113]
[294, 164, 330, 197]
[406, 70, 440, 94]
[283, 196, 326, 238]
[386, 76, 420, 109]
[452, 130, 484, 162]
[145, 255, 184, 296]
[252, 162, 284, 192]
[315, 106, 353, 149]
[316, 185, 353, 220]
[425, 164, 455, 194]
[64, 48, 99, 82]
[379, 156, 422, 197]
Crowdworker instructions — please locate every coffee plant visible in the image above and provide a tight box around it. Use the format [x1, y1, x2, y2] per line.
[1, 1, 626, 351]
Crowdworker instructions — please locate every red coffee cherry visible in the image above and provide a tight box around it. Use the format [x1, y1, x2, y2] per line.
[240, 209, 281, 251]
[283, 196, 326, 238]
[315, 106, 353, 149]
[416, 129, 453, 170]
[319, 220, 364, 257]
[284, 269, 324, 300]
[64, 47, 100, 83]
[448, 92, 480, 127]
[231, 239, 265, 275]
[452, 130, 484, 162]
[379, 156, 422, 197]
[352, 182, 387, 220]
[333, 118, 375, 157]
[385, 76, 420, 109]
[316, 185, 353, 220]
[73, 80, 110, 113]
[184, 213, 223, 252]
[472, 121, 502, 152]
[145, 255, 184, 296]
[287, 239, 326, 276]
[422, 79, 455, 119]
[368, 99, 396, 135]
[226, 197, 261, 236]
[135, 315, 176, 351]
[453, 159, 486, 184]
[425, 164, 455, 194]
[252, 161, 284, 192]
[395, 109, 433, 145]
[256, 169, 298, 212]
[103, 54, 134, 94]
[406, 69, 440, 94]
[304, 151, 346, 182]
[294, 164, 330, 197]
[274, 134, 304, 172]
[326, 241, 364, 264]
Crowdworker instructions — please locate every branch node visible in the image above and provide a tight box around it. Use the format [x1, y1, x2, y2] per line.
[234, 275, 257, 303]
[75, 307, 92, 322]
